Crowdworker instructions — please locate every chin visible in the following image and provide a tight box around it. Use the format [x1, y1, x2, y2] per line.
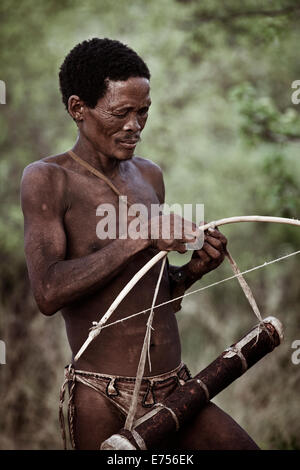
[115, 150, 135, 160]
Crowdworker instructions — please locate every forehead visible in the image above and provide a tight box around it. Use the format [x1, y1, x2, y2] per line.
[101, 77, 151, 107]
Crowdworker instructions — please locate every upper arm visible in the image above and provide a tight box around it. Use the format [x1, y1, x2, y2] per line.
[21, 162, 67, 302]
[154, 163, 165, 204]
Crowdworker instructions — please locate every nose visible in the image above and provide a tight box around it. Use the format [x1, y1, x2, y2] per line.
[123, 112, 142, 133]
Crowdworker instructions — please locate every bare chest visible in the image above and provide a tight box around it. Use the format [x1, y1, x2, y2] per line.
[63, 164, 159, 258]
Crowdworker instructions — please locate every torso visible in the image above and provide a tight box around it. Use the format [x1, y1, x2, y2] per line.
[44, 152, 181, 376]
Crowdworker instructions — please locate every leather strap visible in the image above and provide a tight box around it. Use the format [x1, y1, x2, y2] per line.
[68, 149, 131, 205]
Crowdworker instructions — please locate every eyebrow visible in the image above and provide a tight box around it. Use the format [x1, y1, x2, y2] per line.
[112, 100, 152, 111]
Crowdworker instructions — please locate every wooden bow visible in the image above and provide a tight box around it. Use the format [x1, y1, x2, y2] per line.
[75, 215, 300, 361]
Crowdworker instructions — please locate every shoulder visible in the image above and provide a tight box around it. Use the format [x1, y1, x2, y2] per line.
[22, 154, 68, 191]
[132, 156, 165, 203]
[133, 156, 164, 187]
[133, 156, 163, 178]
[21, 155, 68, 211]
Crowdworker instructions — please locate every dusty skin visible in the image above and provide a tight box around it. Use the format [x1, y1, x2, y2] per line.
[21, 77, 258, 450]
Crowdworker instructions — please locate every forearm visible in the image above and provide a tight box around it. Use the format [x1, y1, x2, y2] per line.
[169, 263, 201, 289]
[34, 237, 151, 315]
[168, 263, 202, 312]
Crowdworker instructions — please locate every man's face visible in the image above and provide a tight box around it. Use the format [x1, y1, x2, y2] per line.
[81, 77, 151, 160]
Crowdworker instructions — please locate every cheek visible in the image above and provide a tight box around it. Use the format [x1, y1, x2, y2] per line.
[94, 117, 120, 138]
[139, 115, 148, 129]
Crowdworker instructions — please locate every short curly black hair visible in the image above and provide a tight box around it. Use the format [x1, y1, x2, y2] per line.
[59, 37, 150, 111]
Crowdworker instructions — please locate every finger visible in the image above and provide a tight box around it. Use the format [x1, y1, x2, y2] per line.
[167, 239, 188, 254]
[202, 242, 222, 260]
[178, 232, 198, 244]
[176, 242, 187, 254]
[193, 248, 211, 264]
[205, 235, 224, 251]
[191, 223, 202, 239]
[171, 214, 198, 237]
[207, 227, 227, 246]
[183, 227, 201, 241]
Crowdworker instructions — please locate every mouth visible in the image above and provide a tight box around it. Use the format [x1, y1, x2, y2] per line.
[118, 138, 140, 150]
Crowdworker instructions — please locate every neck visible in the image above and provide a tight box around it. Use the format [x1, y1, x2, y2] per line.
[72, 135, 121, 177]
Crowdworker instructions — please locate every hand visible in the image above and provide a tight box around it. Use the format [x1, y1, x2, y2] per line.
[145, 213, 201, 254]
[186, 226, 227, 280]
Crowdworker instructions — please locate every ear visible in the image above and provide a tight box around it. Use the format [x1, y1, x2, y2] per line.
[68, 95, 84, 121]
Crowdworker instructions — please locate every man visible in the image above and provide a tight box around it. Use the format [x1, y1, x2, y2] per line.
[21, 38, 258, 450]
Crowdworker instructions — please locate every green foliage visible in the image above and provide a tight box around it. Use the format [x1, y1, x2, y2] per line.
[230, 83, 300, 144]
[0, 0, 299, 450]
[260, 152, 300, 218]
[176, 0, 299, 61]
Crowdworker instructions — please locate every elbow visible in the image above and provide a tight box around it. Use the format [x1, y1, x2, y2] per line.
[39, 302, 58, 317]
[34, 287, 60, 316]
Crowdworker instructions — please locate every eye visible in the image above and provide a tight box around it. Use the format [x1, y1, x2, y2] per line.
[138, 107, 149, 116]
[113, 111, 129, 119]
